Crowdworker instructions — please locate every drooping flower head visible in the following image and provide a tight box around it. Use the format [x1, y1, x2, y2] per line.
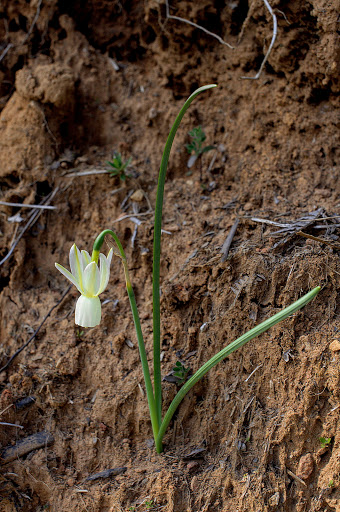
[55, 244, 113, 327]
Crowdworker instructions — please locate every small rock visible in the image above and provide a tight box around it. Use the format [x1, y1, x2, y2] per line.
[130, 189, 144, 202]
[329, 339, 340, 352]
[187, 461, 199, 472]
[296, 453, 314, 480]
[146, 438, 154, 449]
[148, 107, 158, 119]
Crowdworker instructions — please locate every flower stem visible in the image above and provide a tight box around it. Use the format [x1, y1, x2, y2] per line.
[155, 286, 320, 452]
[153, 84, 217, 428]
[92, 229, 159, 441]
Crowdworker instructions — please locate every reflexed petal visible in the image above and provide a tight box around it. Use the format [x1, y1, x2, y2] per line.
[81, 250, 91, 267]
[83, 261, 100, 296]
[95, 253, 111, 296]
[55, 263, 82, 293]
[107, 248, 113, 266]
[75, 295, 101, 327]
[69, 244, 84, 289]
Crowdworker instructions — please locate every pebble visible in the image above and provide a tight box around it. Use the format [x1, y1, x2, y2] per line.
[329, 339, 340, 352]
[187, 461, 199, 472]
[130, 189, 144, 202]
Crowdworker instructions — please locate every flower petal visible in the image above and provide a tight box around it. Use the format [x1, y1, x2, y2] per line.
[107, 248, 113, 265]
[55, 263, 82, 293]
[81, 250, 91, 267]
[69, 244, 84, 290]
[95, 251, 112, 296]
[75, 295, 101, 327]
[83, 261, 100, 296]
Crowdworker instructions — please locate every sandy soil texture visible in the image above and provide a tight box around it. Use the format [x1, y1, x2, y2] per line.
[0, 1, 339, 511]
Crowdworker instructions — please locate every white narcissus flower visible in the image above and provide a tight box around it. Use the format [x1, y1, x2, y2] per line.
[55, 244, 113, 328]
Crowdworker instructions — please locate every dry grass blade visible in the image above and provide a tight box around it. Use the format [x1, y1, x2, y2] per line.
[297, 231, 340, 250]
[0, 201, 57, 210]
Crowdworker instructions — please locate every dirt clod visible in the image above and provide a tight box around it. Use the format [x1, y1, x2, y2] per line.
[296, 453, 314, 480]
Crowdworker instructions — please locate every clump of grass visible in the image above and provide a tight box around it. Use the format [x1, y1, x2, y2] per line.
[186, 125, 215, 168]
[107, 151, 132, 181]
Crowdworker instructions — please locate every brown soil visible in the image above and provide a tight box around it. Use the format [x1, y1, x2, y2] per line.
[0, 1, 339, 511]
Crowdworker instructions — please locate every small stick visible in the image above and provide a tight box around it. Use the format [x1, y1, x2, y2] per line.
[0, 422, 23, 429]
[0, 285, 71, 374]
[0, 201, 57, 210]
[1, 431, 54, 464]
[241, 0, 277, 80]
[297, 231, 340, 250]
[165, 0, 234, 49]
[111, 211, 153, 224]
[85, 467, 127, 482]
[66, 170, 110, 177]
[286, 468, 307, 487]
[221, 218, 239, 262]
[0, 43, 13, 63]
[245, 363, 263, 382]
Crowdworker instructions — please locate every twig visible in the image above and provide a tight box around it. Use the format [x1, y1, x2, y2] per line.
[0, 422, 23, 429]
[245, 363, 263, 382]
[221, 218, 239, 262]
[0, 43, 13, 63]
[0, 285, 71, 374]
[1, 431, 54, 464]
[111, 211, 153, 224]
[85, 467, 127, 482]
[66, 170, 110, 177]
[241, 0, 277, 80]
[286, 468, 307, 487]
[0, 201, 57, 210]
[297, 231, 340, 250]
[165, 0, 234, 49]
[0, 188, 58, 267]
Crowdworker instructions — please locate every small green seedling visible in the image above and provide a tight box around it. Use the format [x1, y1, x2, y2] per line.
[328, 479, 334, 488]
[145, 500, 154, 509]
[172, 360, 190, 385]
[186, 125, 215, 169]
[319, 437, 331, 447]
[107, 151, 132, 181]
[76, 329, 84, 338]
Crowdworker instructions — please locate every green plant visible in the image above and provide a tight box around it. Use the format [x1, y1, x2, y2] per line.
[328, 479, 334, 488]
[56, 84, 320, 453]
[172, 360, 190, 385]
[319, 436, 331, 447]
[186, 125, 215, 168]
[107, 151, 132, 181]
[145, 500, 154, 509]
